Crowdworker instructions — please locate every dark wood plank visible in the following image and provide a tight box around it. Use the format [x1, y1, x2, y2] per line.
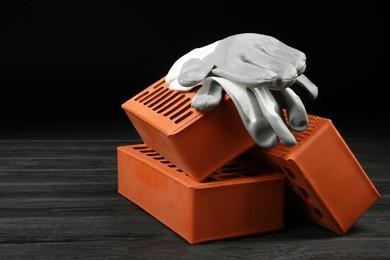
[0, 140, 140, 158]
[0, 157, 117, 171]
[1, 237, 390, 259]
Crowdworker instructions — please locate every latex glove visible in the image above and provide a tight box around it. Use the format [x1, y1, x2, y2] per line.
[166, 33, 318, 99]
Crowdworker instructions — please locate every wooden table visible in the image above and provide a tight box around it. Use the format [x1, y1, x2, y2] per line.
[1, 125, 389, 259]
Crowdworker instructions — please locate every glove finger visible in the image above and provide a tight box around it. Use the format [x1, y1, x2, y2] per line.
[212, 59, 277, 87]
[252, 87, 297, 146]
[295, 74, 318, 100]
[191, 78, 224, 112]
[165, 40, 220, 84]
[244, 46, 298, 90]
[178, 58, 214, 87]
[280, 88, 309, 132]
[210, 77, 278, 148]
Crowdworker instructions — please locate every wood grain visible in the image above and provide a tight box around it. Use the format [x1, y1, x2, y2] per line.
[0, 135, 389, 259]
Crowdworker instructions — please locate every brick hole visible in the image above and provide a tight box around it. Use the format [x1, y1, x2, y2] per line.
[298, 186, 310, 200]
[139, 149, 156, 153]
[160, 160, 170, 164]
[219, 162, 243, 174]
[143, 87, 166, 106]
[153, 156, 165, 160]
[145, 153, 159, 156]
[174, 111, 194, 124]
[132, 146, 149, 150]
[134, 91, 149, 101]
[313, 207, 324, 219]
[139, 86, 164, 103]
[203, 177, 216, 182]
[169, 102, 191, 120]
[218, 174, 241, 179]
[283, 167, 296, 180]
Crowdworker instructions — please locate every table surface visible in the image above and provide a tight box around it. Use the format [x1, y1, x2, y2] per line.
[1, 125, 389, 259]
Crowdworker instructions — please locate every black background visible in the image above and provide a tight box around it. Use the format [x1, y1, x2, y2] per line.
[1, 1, 387, 139]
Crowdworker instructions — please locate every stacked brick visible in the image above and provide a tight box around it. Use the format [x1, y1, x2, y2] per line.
[117, 77, 380, 244]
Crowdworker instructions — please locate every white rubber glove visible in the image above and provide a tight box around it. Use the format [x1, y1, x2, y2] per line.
[165, 33, 318, 148]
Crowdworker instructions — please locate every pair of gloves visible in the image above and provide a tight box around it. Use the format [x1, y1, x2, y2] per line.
[165, 33, 318, 149]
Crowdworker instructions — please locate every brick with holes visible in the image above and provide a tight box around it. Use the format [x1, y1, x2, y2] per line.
[121, 77, 255, 182]
[117, 144, 285, 244]
[246, 114, 381, 235]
